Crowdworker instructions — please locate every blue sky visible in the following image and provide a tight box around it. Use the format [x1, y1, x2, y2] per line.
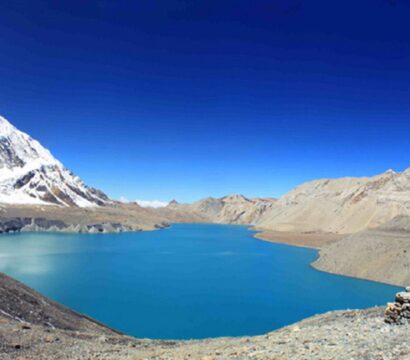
[1, 0, 410, 202]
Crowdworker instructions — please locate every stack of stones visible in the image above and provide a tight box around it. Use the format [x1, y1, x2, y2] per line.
[385, 286, 410, 324]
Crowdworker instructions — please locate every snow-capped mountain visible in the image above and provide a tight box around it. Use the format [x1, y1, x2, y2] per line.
[0, 116, 111, 207]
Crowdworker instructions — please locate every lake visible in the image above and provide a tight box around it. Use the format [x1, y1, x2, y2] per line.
[0, 223, 399, 339]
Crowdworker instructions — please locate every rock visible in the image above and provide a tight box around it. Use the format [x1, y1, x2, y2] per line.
[45, 335, 55, 343]
[406, 286, 410, 292]
[396, 292, 410, 304]
[385, 291, 410, 324]
[98, 335, 108, 343]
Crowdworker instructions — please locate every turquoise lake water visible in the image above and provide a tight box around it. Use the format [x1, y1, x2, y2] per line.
[0, 223, 400, 339]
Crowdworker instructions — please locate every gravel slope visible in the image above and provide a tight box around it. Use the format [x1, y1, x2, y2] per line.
[313, 216, 410, 286]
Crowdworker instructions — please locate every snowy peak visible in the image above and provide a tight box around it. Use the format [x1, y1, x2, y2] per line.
[0, 115, 17, 135]
[0, 116, 59, 174]
[0, 115, 111, 207]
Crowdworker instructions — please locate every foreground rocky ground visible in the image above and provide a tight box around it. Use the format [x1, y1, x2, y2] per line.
[0, 272, 409, 360]
[3, 307, 410, 360]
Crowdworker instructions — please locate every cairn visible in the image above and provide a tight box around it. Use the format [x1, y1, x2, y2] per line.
[385, 286, 410, 324]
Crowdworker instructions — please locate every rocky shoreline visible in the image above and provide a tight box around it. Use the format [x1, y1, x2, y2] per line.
[0, 202, 198, 235]
[253, 229, 344, 249]
[0, 216, 143, 234]
[313, 216, 410, 287]
[0, 271, 409, 360]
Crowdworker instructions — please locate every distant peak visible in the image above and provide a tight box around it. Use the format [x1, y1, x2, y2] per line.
[384, 169, 397, 175]
[222, 194, 249, 202]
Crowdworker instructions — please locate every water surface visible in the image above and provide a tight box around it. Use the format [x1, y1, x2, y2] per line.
[0, 224, 399, 339]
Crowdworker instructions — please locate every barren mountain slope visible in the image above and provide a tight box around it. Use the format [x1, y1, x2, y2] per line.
[256, 169, 410, 234]
[167, 194, 277, 225]
[0, 272, 119, 335]
[167, 169, 410, 236]
[313, 215, 410, 286]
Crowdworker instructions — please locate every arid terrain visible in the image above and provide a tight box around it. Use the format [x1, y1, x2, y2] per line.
[255, 169, 410, 234]
[169, 168, 410, 235]
[167, 195, 277, 226]
[254, 230, 344, 249]
[314, 215, 410, 287]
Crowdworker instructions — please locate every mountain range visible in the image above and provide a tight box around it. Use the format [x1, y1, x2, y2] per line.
[1, 114, 410, 236]
[168, 169, 410, 234]
[167, 194, 277, 225]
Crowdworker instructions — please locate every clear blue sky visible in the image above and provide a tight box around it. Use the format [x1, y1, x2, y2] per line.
[1, 0, 410, 202]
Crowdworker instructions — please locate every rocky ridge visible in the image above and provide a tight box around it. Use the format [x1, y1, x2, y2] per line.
[167, 194, 277, 225]
[168, 168, 410, 235]
[255, 168, 410, 234]
[0, 116, 111, 207]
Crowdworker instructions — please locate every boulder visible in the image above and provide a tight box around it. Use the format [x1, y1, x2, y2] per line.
[385, 289, 410, 324]
[396, 292, 410, 304]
